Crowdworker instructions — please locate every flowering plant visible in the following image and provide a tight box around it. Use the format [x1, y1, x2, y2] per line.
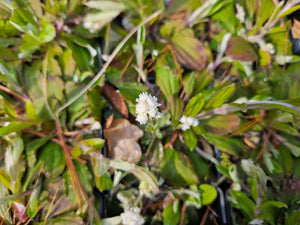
[135, 92, 161, 124]
[1, 0, 300, 225]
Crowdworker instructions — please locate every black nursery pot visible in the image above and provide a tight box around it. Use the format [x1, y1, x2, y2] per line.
[212, 181, 233, 225]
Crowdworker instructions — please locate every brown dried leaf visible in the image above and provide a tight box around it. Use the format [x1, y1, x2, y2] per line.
[104, 118, 143, 164]
[105, 114, 114, 129]
[101, 83, 129, 118]
[292, 19, 300, 39]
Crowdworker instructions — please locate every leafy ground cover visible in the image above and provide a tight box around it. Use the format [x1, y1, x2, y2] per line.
[1, 0, 300, 224]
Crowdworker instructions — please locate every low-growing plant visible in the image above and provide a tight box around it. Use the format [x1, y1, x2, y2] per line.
[1, 0, 300, 224]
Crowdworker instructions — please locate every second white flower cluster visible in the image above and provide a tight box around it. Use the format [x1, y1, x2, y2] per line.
[135, 92, 199, 130]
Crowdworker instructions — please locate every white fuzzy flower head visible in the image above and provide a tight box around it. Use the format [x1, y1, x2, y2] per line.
[235, 3, 245, 23]
[135, 92, 161, 124]
[179, 116, 199, 131]
[121, 207, 145, 225]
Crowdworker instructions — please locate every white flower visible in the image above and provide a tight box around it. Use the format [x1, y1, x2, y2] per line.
[179, 116, 199, 131]
[135, 92, 161, 124]
[235, 3, 245, 23]
[121, 207, 145, 225]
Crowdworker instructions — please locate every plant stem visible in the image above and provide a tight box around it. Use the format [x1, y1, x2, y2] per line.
[144, 132, 156, 160]
[0, 84, 27, 102]
[55, 9, 163, 116]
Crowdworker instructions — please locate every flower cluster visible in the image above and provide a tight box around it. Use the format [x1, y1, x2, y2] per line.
[179, 116, 199, 131]
[120, 207, 145, 225]
[135, 92, 161, 124]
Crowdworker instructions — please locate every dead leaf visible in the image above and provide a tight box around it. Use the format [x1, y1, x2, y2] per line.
[105, 114, 114, 129]
[104, 118, 143, 163]
[101, 83, 129, 118]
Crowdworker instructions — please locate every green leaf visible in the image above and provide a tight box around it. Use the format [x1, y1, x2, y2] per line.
[0, 59, 12, 76]
[74, 161, 93, 194]
[9, 8, 39, 35]
[160, 20, 185, 39]
[64, 35, 91, 72]
[256, 0, 275, 28]
[0, 170, 12, 191]
[263, 152, 282, 174]
[183, 129, 198, 151]
[199, 184, 217, 205]
[27, 182, 41, 218]
[156, 65, 180, 99]
[0, 191, 31, 205]
[205, 100, 300, 124]
[241, 159, 269, 194]
[185, 149, 209, 181]
[259, 49, 271, 66]
[283, 141, 300, 157]
[38, 142, 66, 177]
[69, 0, 82, 11]
[205, 84, 235, 109]
[257, 200, 287, 224]
[167, 94, 184, 124]
[204, 132, 244, 156]
[119, 82, 148, 103]
[285, 211, 300, 225]
[3, 99, 21, 120]
[22, 161, 43, 191]
[258, 200, 287, 209]
[25, 100, 39, 121]
[38, 19, 55, 43]
[246, 101, 300, 125]
[225, 37, 257, 61]
[272, 122, 299, 136]
[279, 4, 300, 18]
[216, 164, 230, 178]
[83, 0, 125, 32]
[163, 202, 181, 225]
[193, 70, 214, 94]
[26, 135, 53, 168]
[12, 135, 24, 163]
[204, 114, 240, 135]
[92, 156, 110, 178]
[26, 0, 43, 17]
[161, 147, 198, 186]
[96, 172, 113, 192]
[230, 190, 256, 218]
[0, 122, 33, 136]
[171, 30, 207, 70]
[80, 138, 105, 152]
[277, 144, 293, 177]
[184, 93, 205, 117]
[87, 87, 106, 122]
[110, 160, 159, 192]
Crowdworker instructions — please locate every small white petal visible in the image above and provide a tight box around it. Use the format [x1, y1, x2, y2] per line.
[135, 92, 161, 124]
[136, 114, 148, 124]
[179, 116, 199, 130]
[120, 208, 145, 225]
[235, 3, 245, 23]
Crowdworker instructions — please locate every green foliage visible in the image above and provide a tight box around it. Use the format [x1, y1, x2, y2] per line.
[0, 0, 300, 224]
